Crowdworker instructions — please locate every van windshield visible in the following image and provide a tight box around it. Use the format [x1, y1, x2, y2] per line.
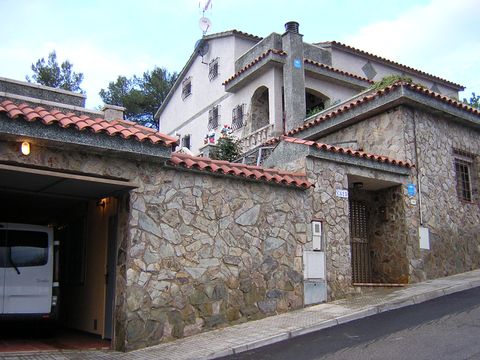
[0, 229, 48, 267]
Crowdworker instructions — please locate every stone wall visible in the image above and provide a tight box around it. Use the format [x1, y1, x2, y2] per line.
[0, 138, 310, 350]
[410, 109, 480, 280]
[125, 166, 310, 350]
[318, 106, 409, 160]
[316, 105, 480, 282]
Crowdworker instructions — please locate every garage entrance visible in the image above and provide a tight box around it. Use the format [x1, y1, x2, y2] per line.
[0, 163, 134, 350]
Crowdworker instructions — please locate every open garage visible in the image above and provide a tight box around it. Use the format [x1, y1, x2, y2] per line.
[0, 163, 134, 350]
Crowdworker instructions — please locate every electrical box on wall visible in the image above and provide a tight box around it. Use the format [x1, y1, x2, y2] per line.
[312, 221, 322, 251]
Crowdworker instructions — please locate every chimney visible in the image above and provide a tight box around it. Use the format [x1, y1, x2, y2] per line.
[284, 21, 299, 34]
[103, 104, 125, 121]
[282, 22, 306, 132]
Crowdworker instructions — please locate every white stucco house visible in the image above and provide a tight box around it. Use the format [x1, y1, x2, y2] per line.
[155, 22, 464, 158]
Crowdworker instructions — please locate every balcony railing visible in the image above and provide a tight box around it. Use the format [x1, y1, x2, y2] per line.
[238, 123, 274, 152]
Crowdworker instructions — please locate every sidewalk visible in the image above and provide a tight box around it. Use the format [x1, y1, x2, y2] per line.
[123, 269, 480, 360]
[1, 269, 479, 360]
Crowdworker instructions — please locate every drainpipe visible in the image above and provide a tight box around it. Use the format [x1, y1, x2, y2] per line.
[412, 109, 424, 225]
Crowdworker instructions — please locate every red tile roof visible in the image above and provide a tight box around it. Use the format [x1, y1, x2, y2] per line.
[287, 81, 480, 137]
[304, 59, 374, 84]
[0, 100, 178, 147]
[322, 41, 464, 90]
[277, 136, 414, 169]
[223, 49, 287, 85]
[169, 152, 313, 189]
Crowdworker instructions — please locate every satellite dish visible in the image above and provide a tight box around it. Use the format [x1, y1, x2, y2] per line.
[199, 17, 211, 34]
[195, 39, 210, 56]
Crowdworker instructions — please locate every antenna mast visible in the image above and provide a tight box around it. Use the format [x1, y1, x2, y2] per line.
[198, 0, 212, 35]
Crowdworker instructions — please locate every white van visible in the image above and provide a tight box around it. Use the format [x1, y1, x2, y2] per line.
[0, 223, 57, 319]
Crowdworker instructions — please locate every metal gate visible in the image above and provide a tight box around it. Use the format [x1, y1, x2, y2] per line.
[350, 200, 372, 283]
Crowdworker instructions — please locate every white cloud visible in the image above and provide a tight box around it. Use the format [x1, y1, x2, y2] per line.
[343, 0, 480, 93]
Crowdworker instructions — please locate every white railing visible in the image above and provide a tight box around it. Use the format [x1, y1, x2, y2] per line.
[239, 123, 274, 152]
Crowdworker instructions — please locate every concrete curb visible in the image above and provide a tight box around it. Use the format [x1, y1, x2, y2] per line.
[201, 275, 480, 360]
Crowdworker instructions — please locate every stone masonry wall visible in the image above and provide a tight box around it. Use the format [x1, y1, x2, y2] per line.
[0, 139, 309, 350]
[125, 166, 309, 350]
[318, 106, 409, 160]
[410, 109, 480, 280]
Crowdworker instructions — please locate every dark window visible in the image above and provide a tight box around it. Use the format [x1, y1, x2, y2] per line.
[209, 58, 219, 81]
[208, 105, 220, 130]
[182, 77, 192, 100]
[232, 104, 245, 130]
[455, 158, 472, 202]
[0, 230, 48, 267]
[181, 134, 191, 149]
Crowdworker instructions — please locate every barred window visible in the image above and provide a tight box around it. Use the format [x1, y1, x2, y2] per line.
[181, 134, 191, 149]
[208, 105, 220, 130]
[453, 149, 476, 202]
[209, 58, 219, 81]
[181, 77, 192, 100]
[232, 104, 245, 130]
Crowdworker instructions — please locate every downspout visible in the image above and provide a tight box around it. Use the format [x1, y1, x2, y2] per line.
[412, 109, 424, 225]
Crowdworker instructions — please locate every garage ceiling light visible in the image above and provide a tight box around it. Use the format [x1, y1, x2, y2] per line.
[21, 141, 30, 156]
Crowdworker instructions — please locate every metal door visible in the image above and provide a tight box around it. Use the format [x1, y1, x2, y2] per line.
[3, 224, 53, 314]
[349, 200, 372, 283]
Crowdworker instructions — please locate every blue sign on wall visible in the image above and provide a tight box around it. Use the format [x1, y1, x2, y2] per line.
[407, 183, 416, 197]
[293, 58, 302, 69]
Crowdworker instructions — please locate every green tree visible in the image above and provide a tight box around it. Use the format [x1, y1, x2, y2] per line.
[463, 92, 479, 109]
[99, 67, 177, 128]
[26, 51, 84, 93]
[212, 135, 242, 162]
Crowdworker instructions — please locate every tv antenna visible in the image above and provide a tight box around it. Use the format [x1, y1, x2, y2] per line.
[198, 0, 212, 35]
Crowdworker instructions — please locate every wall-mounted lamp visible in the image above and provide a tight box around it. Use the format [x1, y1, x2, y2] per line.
[21, 141, 31, 156]
[96, 198, 107, 208]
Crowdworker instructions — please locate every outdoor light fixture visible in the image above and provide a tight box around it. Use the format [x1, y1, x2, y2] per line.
[21, 141, 30, 155]
[96, 198, 107, 208]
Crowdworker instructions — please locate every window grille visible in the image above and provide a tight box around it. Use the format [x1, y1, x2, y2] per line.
[209, 58, 219, 81]
[181, 77, 192, 100]
[453, 149, 476, 202]
[208, 105, 220, 130]
[455, 158, 472, 202]
[232, 104, 245, 130]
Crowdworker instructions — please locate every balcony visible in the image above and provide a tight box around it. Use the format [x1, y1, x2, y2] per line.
[238, 123, 274, 153]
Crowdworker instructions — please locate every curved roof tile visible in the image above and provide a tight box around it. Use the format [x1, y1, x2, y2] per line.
[223, 49, 287, 86]
[287, 82, 480, 137]
[278, 136, 414, 169]
[0, 100, 178, 147]
[169, 152, 313, 189]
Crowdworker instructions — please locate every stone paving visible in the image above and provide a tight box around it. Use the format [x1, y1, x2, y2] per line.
[1, 269, 479, 360]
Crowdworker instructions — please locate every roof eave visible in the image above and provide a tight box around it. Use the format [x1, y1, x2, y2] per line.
[325, 41, 465, 91]
[0, 114, 173, 161]
[291, 85, 480, 140]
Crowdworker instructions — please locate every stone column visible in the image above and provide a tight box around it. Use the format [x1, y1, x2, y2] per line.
[282, 22, 306, 133]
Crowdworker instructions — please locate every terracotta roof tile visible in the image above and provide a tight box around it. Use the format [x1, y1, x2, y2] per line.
[304, 59, 374, 84]
[0, 100, 178, 147]
[276, 136, 414, 169]
[169, 152, 313, 189]
[287, 82, 480, 137]
[223, 49, 287, 85]
[324, 41, 464, 89]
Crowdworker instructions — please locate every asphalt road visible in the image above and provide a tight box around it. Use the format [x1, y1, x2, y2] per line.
[219, 287, 480, 360]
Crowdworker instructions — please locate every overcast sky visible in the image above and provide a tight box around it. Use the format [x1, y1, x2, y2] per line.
[1, 0, 478, 109]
